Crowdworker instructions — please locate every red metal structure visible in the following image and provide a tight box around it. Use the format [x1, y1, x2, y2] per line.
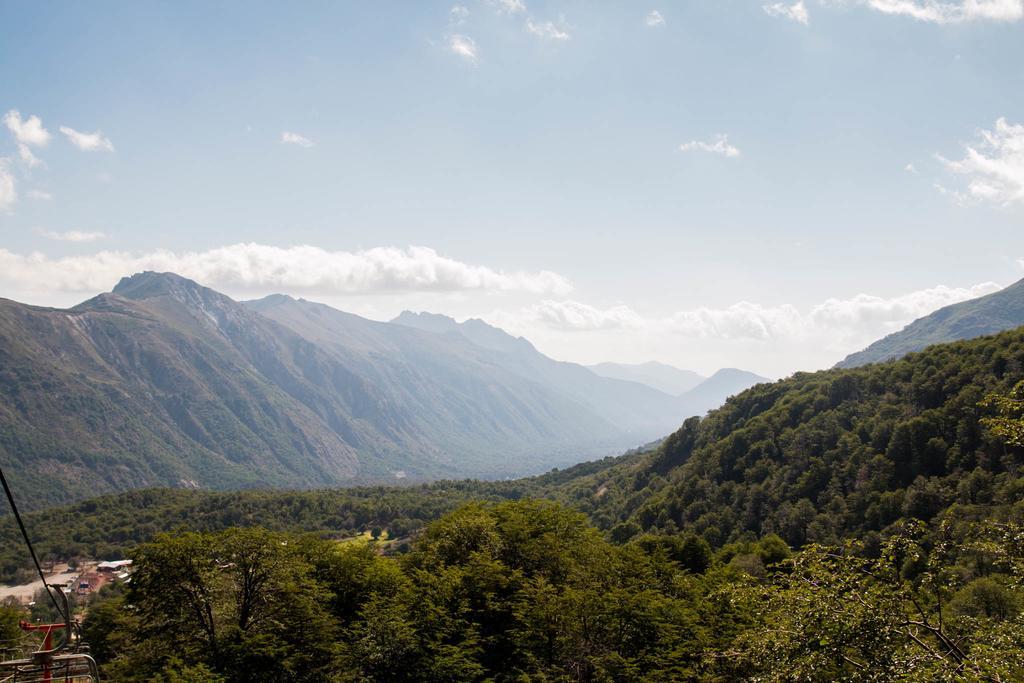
[0, 590, 98, 683]
[17, 621, 66, 683]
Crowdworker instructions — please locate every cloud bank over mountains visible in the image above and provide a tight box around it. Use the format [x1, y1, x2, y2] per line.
[495, 282, 1001, 341]
[484, 281, 1005, 375]
[0, 243, 573, 298]
[0, 239, 1011, 376]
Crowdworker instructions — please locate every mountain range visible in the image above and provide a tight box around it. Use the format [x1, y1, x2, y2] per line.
[0, 272, 767, 508]
[837, 277, 1024, 368]
[587, 361, 705, 395]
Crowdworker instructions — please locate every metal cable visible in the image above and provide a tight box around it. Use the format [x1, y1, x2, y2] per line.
[0, 465, 68, 623]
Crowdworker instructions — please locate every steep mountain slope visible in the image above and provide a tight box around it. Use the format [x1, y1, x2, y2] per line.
[392, 311, 693, 435]
[245, 295, 621, 466]
[0, 282, 361, 509]
[588, 361, 705, 395]
[837, 278, 1024, 368]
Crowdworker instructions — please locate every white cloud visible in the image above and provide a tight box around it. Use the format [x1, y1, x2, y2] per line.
[905, 163, 919, 174]
[450, 4, 469, 24]
[27, 189, 53, 200]
[59, 126, 115, 152]
[763, 1, 810, 24]
[645, 10, 666, 27]
[0, 244, 573, 297]
[4, 111, 50, 168]
[679, 134, 741, 158]
[490, 0, 526, 14]
[805, 284, 1001, 336]
[523, 300, 644, 332]
[865, 0, 1023, 23]
[35, 229, 108, 243]
[494, 283, 1002, 346]
[525, 19, 571, 40]
[3, 110, 51, 147]
[281, 131, 315, 148]
[0, 160, 15, 212]
[448, 34, 478, 61]
[939, 117, 1024, 206]
[17, 144, 43, 168]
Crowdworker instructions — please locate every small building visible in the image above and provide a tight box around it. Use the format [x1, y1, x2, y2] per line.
[96, 560, 133, 573]
[76, 573, 107, 596]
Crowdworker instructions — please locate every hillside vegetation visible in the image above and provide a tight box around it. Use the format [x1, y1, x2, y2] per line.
[554, 326, 1024, 550]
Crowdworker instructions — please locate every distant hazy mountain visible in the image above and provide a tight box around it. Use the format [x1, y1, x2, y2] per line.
[391, 311, 535, 356]
[837, 278, 1024, 368]
[588, 361, 705, 396]
[391, 311, 689, 437]
[393, 311, 769, 423]
[246, 295, 623, 468]
[676, 368, 772, 419]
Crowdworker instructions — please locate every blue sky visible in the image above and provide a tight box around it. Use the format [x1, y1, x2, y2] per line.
[1, 0, 1022, 376]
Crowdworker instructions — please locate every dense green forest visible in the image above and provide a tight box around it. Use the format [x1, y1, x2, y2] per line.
[83, 503, 1024, 681]
[0, 452, 647, 585]
[557, 327, 1024, 548]
[5, 327, 1024, 679]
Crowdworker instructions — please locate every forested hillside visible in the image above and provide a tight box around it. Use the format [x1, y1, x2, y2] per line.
[560, 326, 1024, 548]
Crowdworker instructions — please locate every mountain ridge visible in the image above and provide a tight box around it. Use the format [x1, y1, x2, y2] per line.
[588, 361, 705, 395]
[837, 278, 1024, 368]
[0, 272, 723, 508]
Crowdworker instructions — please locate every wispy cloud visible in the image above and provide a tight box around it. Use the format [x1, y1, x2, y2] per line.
[0, 160, 15, 212]
[281, 131, 314, 148]
[447, 34, 478, 62]
[518, 300, 643, 332]
[492, 282, 1001, 344]
[864, 0, 1023, 23]
[0, 244, 573, 297]
[17, 144, 43, 168]
[525, 19, 571, 40]
[905, 163, 919, 174]
[679, 134, 741, 158]
[764, 1, 810, 24]
[938, 117, 1024, 206]
[60, 126, 115, 152]
[490, 0, 526, 14]
[450, 4, 469, 25]
[5, 110, 51, 168]
[36, 229, 108, 243]
[27, 189, 53, 200]
[645, 10, 666, 27]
